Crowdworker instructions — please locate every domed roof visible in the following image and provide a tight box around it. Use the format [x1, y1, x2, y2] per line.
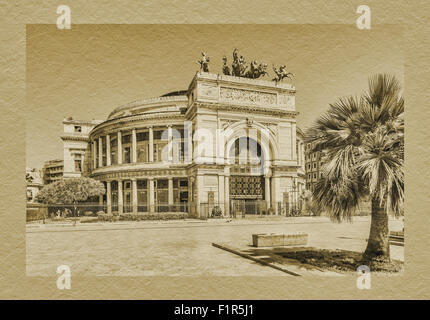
[107, 91, 188, 120]
[160, 90, 188, 97]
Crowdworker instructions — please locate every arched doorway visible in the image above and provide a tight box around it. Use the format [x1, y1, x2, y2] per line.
[228, 136, 268, 215]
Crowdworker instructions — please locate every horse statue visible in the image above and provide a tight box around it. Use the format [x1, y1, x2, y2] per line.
[245, 61, 268, 79]
[272, 65, 294, 83]
[222, 56, 231, 75]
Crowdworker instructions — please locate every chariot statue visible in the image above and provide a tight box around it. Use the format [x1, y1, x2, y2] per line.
[245, 60, 268, 79]
[231, 48, 248, 77]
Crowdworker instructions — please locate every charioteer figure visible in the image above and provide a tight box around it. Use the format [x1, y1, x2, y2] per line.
[272, 64, 294, 83]
[197, 52, 210, 72]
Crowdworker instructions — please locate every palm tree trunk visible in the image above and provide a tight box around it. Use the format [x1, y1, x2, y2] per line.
[363, 196, 390, 262]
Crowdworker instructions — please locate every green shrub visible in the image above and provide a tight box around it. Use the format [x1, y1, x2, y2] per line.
[211, 206, 223, 218]
[80, 216, 99, 223]
[119, 212, 188, 221]
[97, 212, 187, 222]
[97, 213, 115, 222]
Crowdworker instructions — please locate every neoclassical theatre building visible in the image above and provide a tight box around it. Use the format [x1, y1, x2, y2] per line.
[78, 72, 306, 217]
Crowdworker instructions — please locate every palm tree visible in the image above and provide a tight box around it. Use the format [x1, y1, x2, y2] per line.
[306, 74, 404, 263]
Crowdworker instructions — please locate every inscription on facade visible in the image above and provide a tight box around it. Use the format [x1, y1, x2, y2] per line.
[220, 87, 276, 106]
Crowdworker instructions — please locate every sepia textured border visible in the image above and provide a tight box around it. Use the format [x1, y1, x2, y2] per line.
[1, 0, 429, 299]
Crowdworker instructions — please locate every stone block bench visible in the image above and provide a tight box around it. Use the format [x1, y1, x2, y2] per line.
[252, 232, 308, 247]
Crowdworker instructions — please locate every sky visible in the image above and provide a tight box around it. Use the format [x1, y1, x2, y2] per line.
[26, 24, 404, 169]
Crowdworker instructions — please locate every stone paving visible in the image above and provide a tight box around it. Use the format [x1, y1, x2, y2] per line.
[26, 216, 404, 276]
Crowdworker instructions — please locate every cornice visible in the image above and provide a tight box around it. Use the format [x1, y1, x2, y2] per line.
[187, 101, 298, 118]
[90, 113, 186, 138]
[61, 135, 90, 142]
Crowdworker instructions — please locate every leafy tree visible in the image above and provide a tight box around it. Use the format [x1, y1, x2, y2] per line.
[306, 74, 404, 263]
[36, 177, 105, 216]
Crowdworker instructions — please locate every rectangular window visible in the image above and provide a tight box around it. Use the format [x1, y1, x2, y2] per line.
[74, 160, 82, 172]
[110, 137, 117, 165]
[122, 134, 131, 144]
[137, 132, 148, 141]
[157, 179, 168, 189]
[102, 136, 107, 166]
[137, 180, 147, 189]
[137, 144, 147, 162]
[153, 130, 163, 140]
[123, 147, 131, 163]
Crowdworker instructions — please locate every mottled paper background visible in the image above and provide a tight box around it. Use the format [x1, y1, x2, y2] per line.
[1, 0, 429, 299]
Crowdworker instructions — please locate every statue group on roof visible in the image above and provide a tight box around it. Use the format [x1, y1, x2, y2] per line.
[198, 49, 294, 83]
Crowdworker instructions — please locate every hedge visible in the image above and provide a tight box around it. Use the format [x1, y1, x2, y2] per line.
[97, 212, 187, 222]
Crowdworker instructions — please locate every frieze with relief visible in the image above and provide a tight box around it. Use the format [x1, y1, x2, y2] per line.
[198, 84, 219, 99]
[220, 87, 276, 106]
[278, 94, 294, 108]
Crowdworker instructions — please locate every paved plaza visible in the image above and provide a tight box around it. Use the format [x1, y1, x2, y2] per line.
[26, 216, 404, 276]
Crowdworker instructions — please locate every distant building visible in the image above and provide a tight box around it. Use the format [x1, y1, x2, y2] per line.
[26, 168, 43, 202]
[42, 159, 64, 184]
[61, 118, 102, 178]
[305, 142, 325, 192]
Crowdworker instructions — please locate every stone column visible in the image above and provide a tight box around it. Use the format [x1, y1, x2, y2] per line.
[80, 154, 85, 174]
[272, 176, 280, 215]
[99, 193, 103, 206]
[149, 126, 154, 162]
[106, 181, 112, 214]
[218, 175, 225, 214]
[106, 134, 111, 166]
[132, 128, 137, 163]
[167, 125, 173, 163]
[224, 176, 230, 217]
[93, 140, 97, 169]
[118, 179, 123, 214]
[196, 175, 204, 218]
[292, 123, 297, 160]
[148, 178, 155, 212]
[98, 137, 103, 168]
[117, 131, 123, 164]
[265, 176, 271, 212]
[186, 121, 193, 163]
[168, 177, 173, 210]
[132, 178, 138, 213]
